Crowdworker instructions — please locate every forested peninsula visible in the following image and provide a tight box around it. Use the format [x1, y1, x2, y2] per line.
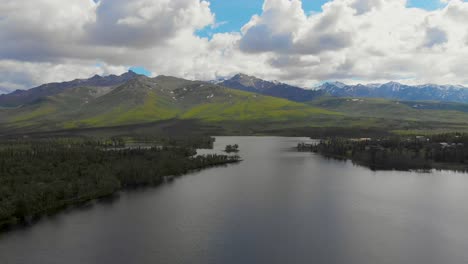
[299, 133, 468, 171]
[0, 137, 240, 230]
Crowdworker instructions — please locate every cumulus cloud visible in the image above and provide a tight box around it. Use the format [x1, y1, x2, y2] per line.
[239, 0, 354, 55]
[1, 0, 468, 91]
[239, 0, 305, 53]
[0, 0, 97, 62]
[236, 0, 468, 86]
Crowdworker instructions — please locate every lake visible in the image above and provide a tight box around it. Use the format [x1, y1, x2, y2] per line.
[1, 136, 468, 264]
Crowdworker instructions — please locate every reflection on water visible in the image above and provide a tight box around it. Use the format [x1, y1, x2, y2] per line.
[1, 137, 468, 264]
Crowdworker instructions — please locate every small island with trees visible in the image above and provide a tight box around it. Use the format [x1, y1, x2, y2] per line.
[225, 144, 239, 153]
[298, 133, 468, 171]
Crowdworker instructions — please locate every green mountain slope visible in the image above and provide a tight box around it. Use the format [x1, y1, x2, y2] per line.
[5, 75, 468, 136]
[181, 89, 335, 121]
[64, 77, 180, 127]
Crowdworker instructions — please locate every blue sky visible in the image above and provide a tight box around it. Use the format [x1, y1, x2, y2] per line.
[129, 66, 152, 76]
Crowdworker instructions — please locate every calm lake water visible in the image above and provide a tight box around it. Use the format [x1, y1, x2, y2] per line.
[1, 136, 468, 264]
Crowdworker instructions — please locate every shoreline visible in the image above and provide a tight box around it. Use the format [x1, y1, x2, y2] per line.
[320, 153, 468, 172]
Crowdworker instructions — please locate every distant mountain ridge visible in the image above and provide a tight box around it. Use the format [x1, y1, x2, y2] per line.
[4, 72, 468, 108]
[220, 74, 468, 104]
[0, 71, 142, 107]
[317, 81, 468, 103]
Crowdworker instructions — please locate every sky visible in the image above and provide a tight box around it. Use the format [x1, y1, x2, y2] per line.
[1, 0, 468, 92]
[201, 0, 448, 36]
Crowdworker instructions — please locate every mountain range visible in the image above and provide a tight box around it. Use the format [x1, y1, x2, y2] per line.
[2, 71, 468, 135]
[316, 81, 468, 103]
[4, 72, 468, 108]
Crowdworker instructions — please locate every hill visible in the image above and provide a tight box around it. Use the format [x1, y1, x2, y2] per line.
[309, 97, 468, 121]
[308, 97, 468, 133]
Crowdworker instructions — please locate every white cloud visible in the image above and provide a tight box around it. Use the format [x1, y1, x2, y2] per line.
[0, 0, 97, 62]
[89, 0, 214, 47]
[1, 0, 468, 90]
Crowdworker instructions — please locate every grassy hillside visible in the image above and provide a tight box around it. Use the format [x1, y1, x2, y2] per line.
[309, 97, 468, 124]
[2, 86, 114, 130]
[181, 89, 337, 122]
